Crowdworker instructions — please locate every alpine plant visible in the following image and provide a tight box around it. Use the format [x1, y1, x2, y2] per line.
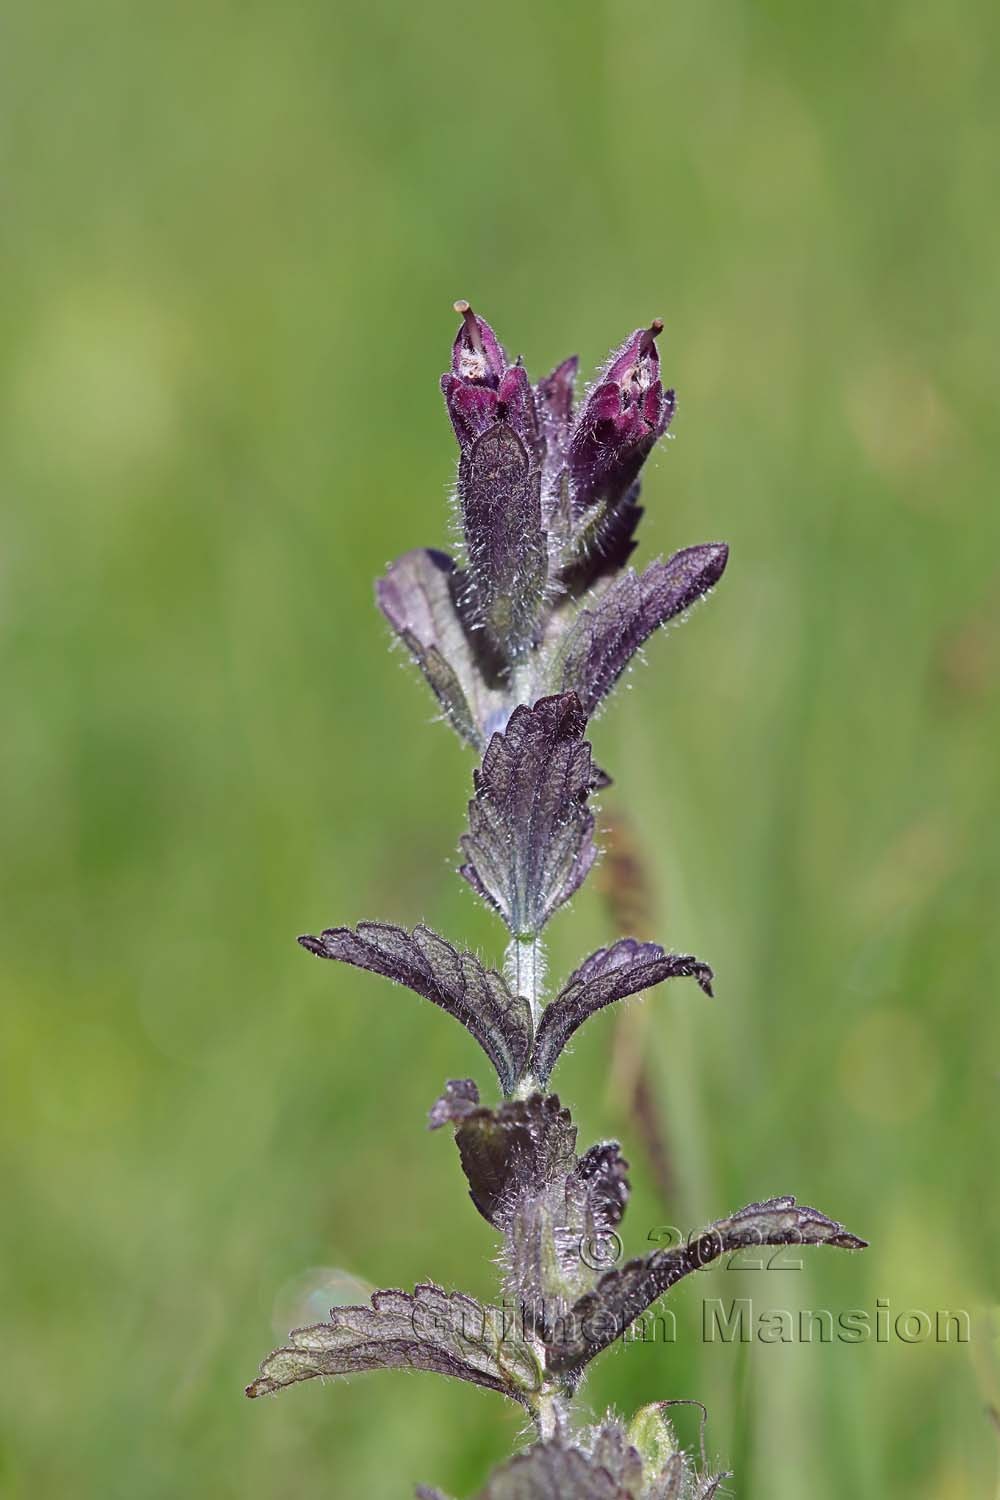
[246, 303, 868, 1495]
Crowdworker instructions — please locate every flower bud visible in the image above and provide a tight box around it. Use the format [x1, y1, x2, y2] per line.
[441, 302, 543, 461]
[567, 319, 675, 516]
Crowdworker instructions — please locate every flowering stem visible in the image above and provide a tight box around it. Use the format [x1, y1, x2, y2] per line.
[505, 935, 545, 1029]
[528, 1387, 567, 1442]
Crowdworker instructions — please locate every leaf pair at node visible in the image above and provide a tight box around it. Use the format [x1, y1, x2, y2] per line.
[426, 1086, 868, 1385]
[299, 922, 711, 1096]
[245, 1188, 866, 1408]
[429, 1084, 631, 1343]
[299, 692, 712, 1093]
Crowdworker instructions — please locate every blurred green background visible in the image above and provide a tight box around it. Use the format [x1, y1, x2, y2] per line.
[2, 1, 998, 1495]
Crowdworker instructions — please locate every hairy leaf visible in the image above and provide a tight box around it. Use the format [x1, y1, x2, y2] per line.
[472, 1442, 635, 1500]
[546, 1197, 868, 1375]
[427, 1076, 482, 1130]
[587, 1420, 644, 1492]
[536, 356, 578, 455]
[506, 1141, 631, 1340]
[428, 1086, 630, 1334]
[376, 547, 506, 748]
[298, 922, 531, 1094]
[535, 355, 578, 526]
[571, 1141, 631, 1229]
[551, 546, 729, 716]
[532, 939, 714, 1084]
[557, 481, 645, 598]
[246, 1283, 541, 1402]
[417, 1422, 728, 1500]
[459, 421, 548, 661]
[460, 693, 600, 937]
[429, 1084, 578, 1227]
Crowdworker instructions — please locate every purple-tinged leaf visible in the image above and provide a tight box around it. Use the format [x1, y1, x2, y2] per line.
[587, 1421, 643, 1493]
[429, 1085, 578, 1228]
[535, 356, 579, 526]
[557, 481, 644, 597]
[428, 1089, 631, 1334]
[246, 1283, 542, 1402]
[551, 545, 729, 717]
[426, 1419, 732, 1500]
[468, 1440, 635, 1500]
[376, 547, 507, 749]
[298, 922, 531, 1094]
[505, 1142, 631, 1339]
[567, 321, 674, 519]
[532, 938, 714, 1085]
[536, 356, 578, 454]
[427, 1076, 481, 1131]
[545, 1197, 868, 1376]
[571, 1141, 630, 1229]
[459, 421, 548, 661]
[460, 694, 600, 937]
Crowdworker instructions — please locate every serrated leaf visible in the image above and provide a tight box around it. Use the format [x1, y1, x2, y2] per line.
[571, 1141, 630, 1229]
[459, 421, 548, 661]
[532, 939, 714, 1084]
[298, 922, 532, 1094]
[472, 1442, 635, 1500]
[429, 1087, 630, 1334]
[247, 1283, 542, 1402]
[427, 1076, 482, 1130]
[550, 546, 729, 716]
[460, 694, 600, 938]
[545, 1197, 868, 1375]
[418, 1418, 729, 1500]
[506, 1142, 631, 1340]
[429, 1085, 578, 1227]
[376, 547, 506, 748]
[587, 1421, 644, 1492]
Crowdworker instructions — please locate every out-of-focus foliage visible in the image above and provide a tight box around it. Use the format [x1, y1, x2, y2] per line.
[1, 1, 998, 1497]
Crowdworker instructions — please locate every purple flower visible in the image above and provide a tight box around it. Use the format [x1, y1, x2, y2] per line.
[567, 318, 675, 518]
[441, 301, 543, 463]
[439, 303, 549, 660]
[377, 306, 727, 731]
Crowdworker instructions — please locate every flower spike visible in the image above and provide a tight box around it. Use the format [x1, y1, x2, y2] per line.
[245, 306, 866, 1500]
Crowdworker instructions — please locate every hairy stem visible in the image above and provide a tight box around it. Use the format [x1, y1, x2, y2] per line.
[505, 935, 546, 1028]
[529, 1387, 568, 1442]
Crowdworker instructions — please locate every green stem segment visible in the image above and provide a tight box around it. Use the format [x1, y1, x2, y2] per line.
[529, 1386, 567, 1442]
[505, 935, 545, 1030]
